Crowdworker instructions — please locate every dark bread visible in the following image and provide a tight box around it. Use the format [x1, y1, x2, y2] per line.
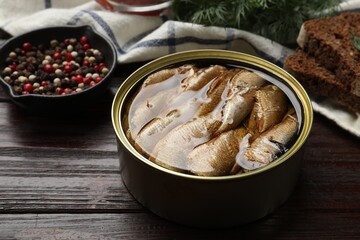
[297, 12, 360, 97]
[284, 49, 360, 113]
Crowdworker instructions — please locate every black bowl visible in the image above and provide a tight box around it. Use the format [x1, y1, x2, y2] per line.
[0, 25, 117, 113]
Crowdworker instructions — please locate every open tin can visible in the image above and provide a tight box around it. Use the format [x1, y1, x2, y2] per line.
[112, 50, 313, 227]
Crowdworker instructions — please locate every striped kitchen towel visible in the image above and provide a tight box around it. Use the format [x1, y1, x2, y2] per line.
[1, 0, 360, 64]
[0, 0, 359, 136]
[0, 0, 293, 65]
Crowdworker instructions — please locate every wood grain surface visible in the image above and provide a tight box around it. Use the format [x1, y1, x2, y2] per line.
[0, 63, 359, 239]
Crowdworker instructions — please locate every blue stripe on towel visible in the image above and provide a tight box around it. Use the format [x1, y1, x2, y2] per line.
[133, 36, 231, 49]
[44, 0, 52, 8]
[122, 29, 158, 51]
[226, 28, 235, 49]
[82, 10, 125, 54]
[253, 47, 290, 67]
[175, 36, 230, 46]
[67, 11, 85, 26]
[167, 21, 176, 53]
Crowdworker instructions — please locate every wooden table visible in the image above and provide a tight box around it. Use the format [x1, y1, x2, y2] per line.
[0, 60, 359, 239]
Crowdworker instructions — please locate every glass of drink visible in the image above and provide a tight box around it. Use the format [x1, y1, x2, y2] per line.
[96, 0, 172, 15]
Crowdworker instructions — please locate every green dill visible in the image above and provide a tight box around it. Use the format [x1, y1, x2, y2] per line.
[351, 32, 360, 52]
[172, 0, 342, 45]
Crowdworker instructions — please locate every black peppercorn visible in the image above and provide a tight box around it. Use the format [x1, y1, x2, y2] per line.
[14, 48, 22, 55]
[5, 57, 13, 65]
[71, 64, 78, 71]
[38, 44, 45, 51]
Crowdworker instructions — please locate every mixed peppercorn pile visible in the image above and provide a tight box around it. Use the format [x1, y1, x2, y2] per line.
[0, 36, 109, 96]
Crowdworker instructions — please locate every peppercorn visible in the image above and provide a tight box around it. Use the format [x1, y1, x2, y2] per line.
[71, 64, 78, 71]
[77, 49, 85, 58]
[64, 64, 72, 73]
[9, 64, 17, 72]
[33, 82, 40, 88]
[69, 79, 78, 88]
[38, 44, 45, 51]
[43, 64, 54, 73]
[75, 56, 83, 64]
[95, 76, 102, 83]
[50, 40, 58, 47]
[22, 42, 32, 52]
[0, 36, 110, 96]
[101, 67, 109, 74]
[14, 48, 22, 55]
[26, 51, 36, 57]
[53, 52, 61, 60]
[18, 76, 27, 83]
[83, 44, 91, 51]
[23, 83, 33, 92]
[33, 88, 40, 94]
[61, 79, 69, 88]
[48, 73, 56, 81]
[83, 76, 92, 85]
[80, 36, 88, 45]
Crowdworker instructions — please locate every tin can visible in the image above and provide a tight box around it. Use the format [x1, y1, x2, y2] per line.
[112, 50, 313, 227]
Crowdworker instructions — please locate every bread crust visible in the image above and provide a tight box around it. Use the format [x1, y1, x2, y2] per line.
[299, 12, 360, 97]
[284, 49, 360, 113]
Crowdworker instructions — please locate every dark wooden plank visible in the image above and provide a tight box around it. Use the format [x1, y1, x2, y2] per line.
[1, 212, 359, 240]
[0, 101, 141, 212]
[1, 61, 360, 239]
[0, 96, 359, 216]
[0, 97, 116, 150]
[288, 113, 360, 211]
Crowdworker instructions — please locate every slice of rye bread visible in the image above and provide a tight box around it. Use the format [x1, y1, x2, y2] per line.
[284, 49, 360, 113]
[297, 12, 360, 97]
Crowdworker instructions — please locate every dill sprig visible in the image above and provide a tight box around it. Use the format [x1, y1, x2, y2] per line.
[172, 0, 342, 45]
[351, 32, 360, 52]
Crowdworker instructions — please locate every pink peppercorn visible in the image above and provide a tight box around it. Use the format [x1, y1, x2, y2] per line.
[94, 65, 100, 72]
[80, 36, 88, 45]
[64, 38, 70, 45]
[22, 42, 32, 52]
[53, 52, 61, 60]
[23, 83, 33, 92]
[95, 76, 102, 83]
[83, 76, 92, 84]
[64, 64, 72, 73]
[55, 87, 63, 94]
[66, 52, 73, 61]
[43, 64, 54, 73]
[9, 64, 17, 72]
[83, 43, 90, 50]
[82, 60, 90, 67]
[75, 75, 83, 83]
[64, 88, 72, 94]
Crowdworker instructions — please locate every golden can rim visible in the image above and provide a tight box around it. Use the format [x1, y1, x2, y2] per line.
[112, 49, 313, 181]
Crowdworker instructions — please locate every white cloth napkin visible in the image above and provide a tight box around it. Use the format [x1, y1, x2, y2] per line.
[0, 0, 359, 136]
[0, 0, 291, 64]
